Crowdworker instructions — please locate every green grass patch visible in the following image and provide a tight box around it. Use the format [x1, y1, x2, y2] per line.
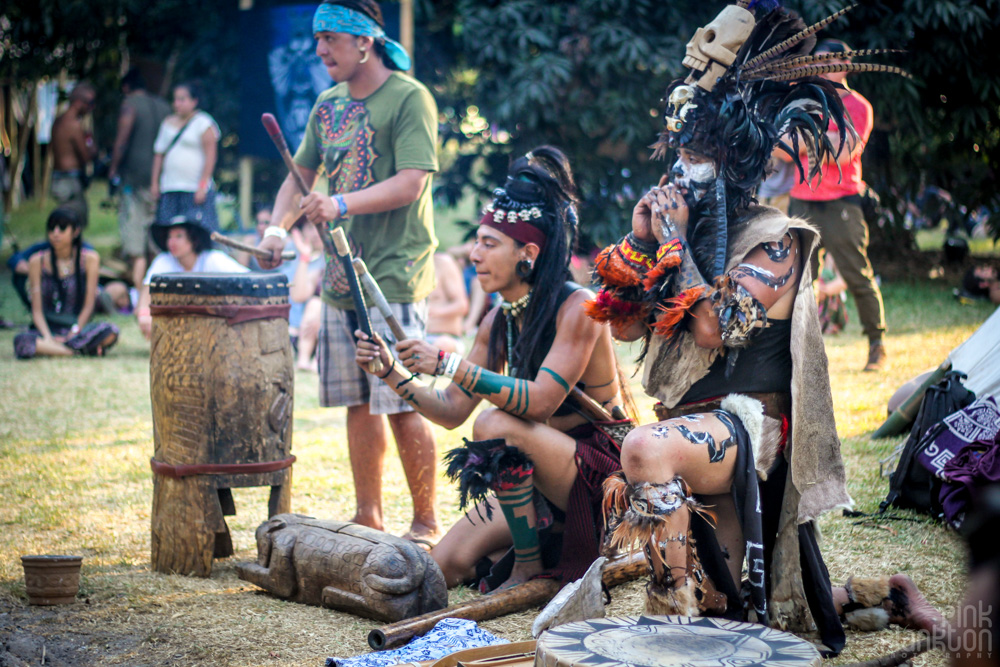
[0, 193, 993, 664]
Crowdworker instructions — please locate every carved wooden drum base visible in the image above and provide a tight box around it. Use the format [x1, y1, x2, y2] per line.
[149, 272, 295, 577]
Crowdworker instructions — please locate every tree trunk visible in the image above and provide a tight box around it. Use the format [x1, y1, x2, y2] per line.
[10, 80, 39, 210]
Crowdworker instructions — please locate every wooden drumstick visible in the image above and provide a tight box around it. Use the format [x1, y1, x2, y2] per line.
[331, 228, 381, 374]
[210, 232, 296, 261]
[261, 113, 312, 197]
[352, 258, 407, 342]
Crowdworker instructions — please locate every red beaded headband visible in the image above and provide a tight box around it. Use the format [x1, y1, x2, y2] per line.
[478, 203, 547, 252]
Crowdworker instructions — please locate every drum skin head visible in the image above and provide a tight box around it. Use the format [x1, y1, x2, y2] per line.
[149, 272, 289, 297]
[535, 615, 821, 667]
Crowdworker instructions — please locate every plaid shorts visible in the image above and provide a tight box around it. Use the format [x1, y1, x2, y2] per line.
[318, 300, 428, 414]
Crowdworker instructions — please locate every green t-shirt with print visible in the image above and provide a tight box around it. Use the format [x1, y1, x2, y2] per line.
[295, 72, 438, 309]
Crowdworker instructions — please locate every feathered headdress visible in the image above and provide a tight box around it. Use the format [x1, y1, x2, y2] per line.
[653, 1, 908, 281]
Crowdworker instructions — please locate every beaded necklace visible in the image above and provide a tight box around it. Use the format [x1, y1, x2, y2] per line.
[500, 290, 531, 376]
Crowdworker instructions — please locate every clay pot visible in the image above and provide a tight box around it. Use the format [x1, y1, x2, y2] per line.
[21, 555, 83, 605]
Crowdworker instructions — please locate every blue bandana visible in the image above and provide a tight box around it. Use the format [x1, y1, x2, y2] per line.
[312, 4, 412, 71]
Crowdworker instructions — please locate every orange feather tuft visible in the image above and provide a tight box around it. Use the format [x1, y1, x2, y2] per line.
[642, 251, 682, 291]
[652, 286, 706, 339]
[593, 246, 644, 288]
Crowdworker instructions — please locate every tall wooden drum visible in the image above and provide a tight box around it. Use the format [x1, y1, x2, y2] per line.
[149, 272, 295, 577]
[536, 615, 822, 667]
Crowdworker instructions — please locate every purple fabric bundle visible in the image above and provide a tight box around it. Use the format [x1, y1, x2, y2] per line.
[934, 396, 1000, 529]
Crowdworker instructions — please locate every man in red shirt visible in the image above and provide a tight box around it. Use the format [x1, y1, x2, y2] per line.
[789, 39, 887, 371]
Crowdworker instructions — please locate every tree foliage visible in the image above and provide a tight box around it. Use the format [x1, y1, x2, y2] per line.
[426, 0, 1000, 246]
[1, 0, 241, 188]
[423, 0, 724, 245]
[3, 0, 997, 241]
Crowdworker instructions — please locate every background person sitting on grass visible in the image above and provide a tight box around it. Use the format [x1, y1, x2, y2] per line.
[135, 214, 249, 339]
[14, 208, 119, 359]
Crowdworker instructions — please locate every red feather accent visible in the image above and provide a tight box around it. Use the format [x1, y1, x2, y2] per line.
[593, 245, 644, 288]
[642, 250, 682, 291]
[651, 286, 707, 339]
[584, 289, 650, 328]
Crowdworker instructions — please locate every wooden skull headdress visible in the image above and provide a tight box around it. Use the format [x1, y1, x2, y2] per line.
[653, 1, 908, 279]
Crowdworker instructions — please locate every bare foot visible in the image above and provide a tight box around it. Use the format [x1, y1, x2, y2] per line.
[350, 513, 383, 532]
[492, 559, 544, 592]
[885, 574, 948, 634]
[401, 521, 442, 551]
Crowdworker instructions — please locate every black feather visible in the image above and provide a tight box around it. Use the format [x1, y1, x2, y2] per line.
[443, 438, 535, 522]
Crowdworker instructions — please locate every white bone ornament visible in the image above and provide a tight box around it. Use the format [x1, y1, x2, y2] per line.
[683, 5, 756, 91]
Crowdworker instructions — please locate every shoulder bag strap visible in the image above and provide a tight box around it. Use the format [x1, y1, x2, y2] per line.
[161, 116, 195, 157]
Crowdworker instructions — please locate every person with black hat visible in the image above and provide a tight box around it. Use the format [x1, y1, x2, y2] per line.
[135, 214, 248, 338]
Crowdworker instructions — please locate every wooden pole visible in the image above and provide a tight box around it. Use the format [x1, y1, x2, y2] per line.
[11, 80, 39, 211]
[400, 0, 414, 71]
[239, 157, 253, 231]
[33, 112, 42, 208]
[368, 552, 645, 651]
[238, 0, 255, 224]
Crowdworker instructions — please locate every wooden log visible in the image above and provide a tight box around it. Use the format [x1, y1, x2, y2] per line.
[368, 552, 645, 650]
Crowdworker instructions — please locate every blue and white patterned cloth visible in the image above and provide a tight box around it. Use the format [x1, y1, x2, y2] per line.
[326, 618, 508, 667]
[312, 4, 411, 71]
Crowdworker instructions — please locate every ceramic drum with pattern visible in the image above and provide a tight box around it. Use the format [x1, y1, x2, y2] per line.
[535, 615, 821, 667]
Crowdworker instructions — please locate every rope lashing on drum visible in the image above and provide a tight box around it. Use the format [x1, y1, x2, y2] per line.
[150, 303, 290, 325]
[150, 456, 296, 479]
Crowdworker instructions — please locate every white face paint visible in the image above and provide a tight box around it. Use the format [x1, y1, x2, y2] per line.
[670, 148, 717, 204]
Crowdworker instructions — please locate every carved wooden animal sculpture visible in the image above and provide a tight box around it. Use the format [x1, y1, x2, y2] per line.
[236, 514, 448, 622]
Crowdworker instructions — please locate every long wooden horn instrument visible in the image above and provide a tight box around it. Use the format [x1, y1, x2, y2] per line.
[331, 228, 381, 375]
[368, 552, 645, 650]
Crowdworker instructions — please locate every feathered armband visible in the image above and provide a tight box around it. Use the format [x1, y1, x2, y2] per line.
[585, 233, 662, 330]
[443, 438, 534, 522]
[711, 276, 768, 349]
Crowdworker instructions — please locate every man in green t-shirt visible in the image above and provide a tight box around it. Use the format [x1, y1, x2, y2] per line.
[259, 0, 441, 545]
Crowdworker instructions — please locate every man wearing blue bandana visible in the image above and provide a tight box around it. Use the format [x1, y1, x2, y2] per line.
[258, 0, 441, 546]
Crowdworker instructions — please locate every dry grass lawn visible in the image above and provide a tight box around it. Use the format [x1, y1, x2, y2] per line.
[0, 265, 995, 665]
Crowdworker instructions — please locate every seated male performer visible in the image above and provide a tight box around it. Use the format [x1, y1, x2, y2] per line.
[356, 146, 632, 591]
